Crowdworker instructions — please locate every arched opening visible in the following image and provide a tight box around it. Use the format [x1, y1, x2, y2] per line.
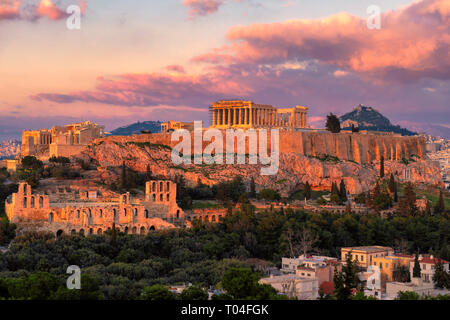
[140, 226, 146, 234]
[167, 182, 170, 191]
[152, 182, 156, 192]
[23, 197, 27, 208]
[99, 209, 103, 218]
[166, 193, 170, 201]
[39, 196, 44, 208]
[124, 226, 129, 234]
[123, 195, 127, 203]
[176, 210, 180, 219]
[71, 229, 76, 235]
[159, 194, 163, 202]
[144, 209, 149, 218]
[56, 229, 64, 238]
[88, 209, 92, 217]
[97, 228, 102, 235]
[123, 208, 127, 216]
[205, 215, 209, 222]
[48, 212, 53, 223]
[159, 182, 163, 191]
[30, 197, 35, 208]
[134, 208, 138, 216]
[113, 208, 118, 222]
[132, 227, 137, 234]
[88, 228, 93, 235]
[211, 215, 216, 222]
[152, 194, 156, 201]
[149, 226, 155, 231]
[79, 229, 85, 236]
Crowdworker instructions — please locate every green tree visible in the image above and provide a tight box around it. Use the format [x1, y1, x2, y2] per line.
[180, 285, 209, 300]
[395, 291, 420, 300]
[413, 253, 421, 278]
[339, 179, 347, 202]
[398, 182, 417, 216]
[433, 258, 450, 289]
[221, 267, 278, 299]
[140, 284, 177, 301]
[325, 113, 341, 133]
[434, 190, 445, 214]
[304, 181, 312, 200]
[333, 253, 362, 300]
[249, 178, 256, 198]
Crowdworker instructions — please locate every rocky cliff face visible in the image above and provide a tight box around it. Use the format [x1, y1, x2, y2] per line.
[78, 135, 441, 196]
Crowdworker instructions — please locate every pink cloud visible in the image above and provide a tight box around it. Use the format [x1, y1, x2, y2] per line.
[0, 0, 87, 22]
[193, 0, 450, 82]
[183, 0, 224, 18]
[36, 0, 66, 20]
[165, 65, 186, 73]
[0, 0, 20, 20]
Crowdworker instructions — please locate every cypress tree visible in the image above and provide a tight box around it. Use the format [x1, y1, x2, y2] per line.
[434, 190, 445, 214]
[380, 156, 385, 178]
[249, 178, 256, 198]
[413, 252, 421, 278]
[339, 179, 347, 202]
[433, 258, 450, 289]
[145, 164, 152, 181]
[120, 161, 127, 190]
[304, 181, 312, 200]
[388, 173, 396, 193]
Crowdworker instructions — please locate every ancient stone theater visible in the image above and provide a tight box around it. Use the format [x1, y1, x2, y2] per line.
[21, 121, 105, 159]
[5, 180, 185, 236]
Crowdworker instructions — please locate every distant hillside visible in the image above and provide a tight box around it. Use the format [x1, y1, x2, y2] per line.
[109, 121, 162, 136]
[396, 121, 450, 139]
[340, 105, 416, 136]
[0, 139, 21, 160]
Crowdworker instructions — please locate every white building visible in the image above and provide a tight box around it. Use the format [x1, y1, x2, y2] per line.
[259, 274, 319, 300]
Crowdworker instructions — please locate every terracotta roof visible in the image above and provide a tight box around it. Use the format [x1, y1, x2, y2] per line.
[419, 257, 449, 264]
[394, 254, 414, 258]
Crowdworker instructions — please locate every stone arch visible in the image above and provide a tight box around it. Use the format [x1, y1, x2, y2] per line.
[166, 193, 170, 201]
[39, 196, 44, 208]
[79, 229, 85, 236]
[159, 194, 163, 202]
[71, 229, 76, 235]
[48, 212, 53, 223]
[23, 197, 27, 208]
[56, 229, 64, 238]
[97, 228, 102, 235]
[30, 196, 35, 208]
[88, 228, 93, 235]
[140, 226, 146, 234]
[124, 226, 129, 234]
[149, 225, 155, 231]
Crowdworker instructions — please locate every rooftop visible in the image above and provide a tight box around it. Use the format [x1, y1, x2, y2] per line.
[341, 246, 392, 253]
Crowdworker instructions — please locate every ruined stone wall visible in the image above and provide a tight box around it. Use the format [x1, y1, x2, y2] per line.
[95, 130, 425, 164]
[6, 182, 184, 236]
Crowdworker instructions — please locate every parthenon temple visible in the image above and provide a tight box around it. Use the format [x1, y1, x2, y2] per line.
[210, 100, 308, 129]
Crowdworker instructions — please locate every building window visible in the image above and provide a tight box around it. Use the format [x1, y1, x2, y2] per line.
[99, 209, 103, 218]
[123, 208, 127, 216]
[361, 255, 364, 261]
[23, 197, 27, 208]
[423, 264, 426, 270]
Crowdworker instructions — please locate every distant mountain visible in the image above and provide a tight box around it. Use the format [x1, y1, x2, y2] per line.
[339, 104, 416, 136]
[109, 121, 162, 136]
[396, 121, 450, 139]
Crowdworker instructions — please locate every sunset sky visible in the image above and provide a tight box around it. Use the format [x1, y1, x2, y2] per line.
[0, 0, 449, 140]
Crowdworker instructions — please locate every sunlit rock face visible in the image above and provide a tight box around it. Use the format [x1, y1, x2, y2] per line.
[77, 131, 440, 196]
